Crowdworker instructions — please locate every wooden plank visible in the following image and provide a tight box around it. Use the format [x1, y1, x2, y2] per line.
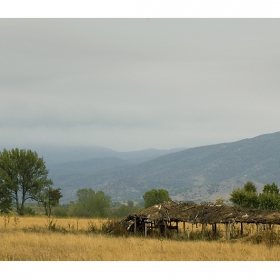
[144, 222, 147, 237]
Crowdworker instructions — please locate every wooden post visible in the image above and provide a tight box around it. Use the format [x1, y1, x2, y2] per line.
[240, 222, 243, 236]
[144, 222, 147, 237]
[187, 228, 190, 239]
[256, 223, 259, 232]
[230, 224, 233, 238]
[201, 223, 205, 235]
[134, 217, 137, 234]
[183, 221, 186, 233]
[212, 223, 216, 234]
[225, 223, 230, 240]
[176, 221, 179, 233]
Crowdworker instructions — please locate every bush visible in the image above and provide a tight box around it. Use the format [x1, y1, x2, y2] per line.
[101, 219, 129, 236]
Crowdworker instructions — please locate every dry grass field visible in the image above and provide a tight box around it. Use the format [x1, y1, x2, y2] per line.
[1, 215, 280, 261]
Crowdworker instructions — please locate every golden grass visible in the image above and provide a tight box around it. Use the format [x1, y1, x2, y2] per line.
[1, 216, 280, 261]
[1, 230, 280, 261]
[0, 215, 105, 231]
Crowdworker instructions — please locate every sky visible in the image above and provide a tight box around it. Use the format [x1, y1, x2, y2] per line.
[1, 18, 280, 152]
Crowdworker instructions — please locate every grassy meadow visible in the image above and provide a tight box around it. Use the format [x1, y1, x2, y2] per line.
[1, 215, 280, 261]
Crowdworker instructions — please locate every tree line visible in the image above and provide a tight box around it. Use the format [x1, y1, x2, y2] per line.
[2, 148, 280, 219]
[229, 181, 280, 210]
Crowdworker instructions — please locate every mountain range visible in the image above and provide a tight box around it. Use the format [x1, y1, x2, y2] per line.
[47, 131, 280, 204]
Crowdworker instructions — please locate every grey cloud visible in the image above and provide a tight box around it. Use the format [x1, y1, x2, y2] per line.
[1, 19, 280, 151]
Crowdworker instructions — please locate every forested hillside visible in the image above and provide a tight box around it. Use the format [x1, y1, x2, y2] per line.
[49, 132, 280, 204]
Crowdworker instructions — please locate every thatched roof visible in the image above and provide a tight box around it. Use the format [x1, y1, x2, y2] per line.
[122, 201, 280, 225]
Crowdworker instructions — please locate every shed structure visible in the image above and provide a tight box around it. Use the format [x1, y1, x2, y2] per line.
[119, 201, 280, 239]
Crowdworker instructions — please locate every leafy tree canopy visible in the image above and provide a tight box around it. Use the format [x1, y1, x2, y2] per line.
[142, 188, 171, 208]
[229, 181, 280, 210]
[0, 148, 53, 215]
[243, 181, 258, 193]
[229, 181, 259, 208]
[73, 188, 111, 217]
[259, 183, 280, 210]
[262, 183, 279, 195]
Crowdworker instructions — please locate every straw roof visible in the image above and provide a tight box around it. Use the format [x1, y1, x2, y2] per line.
[121, 201, 280, 225]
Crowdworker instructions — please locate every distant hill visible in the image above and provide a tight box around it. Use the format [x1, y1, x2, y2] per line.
[0, 144, 185, 165]
[49, 132, 280, 204]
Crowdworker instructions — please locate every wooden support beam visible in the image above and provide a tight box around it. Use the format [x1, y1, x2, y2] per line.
[231, 223, 235, 238]
[176, 221, 179, 233]
[201, 223, 205, 235]
[240, 222, 243, 236]
[144, 222, 147, 237]
[187, 228, 190, 239]
[183, 221, 186, 233]
[134, 217, 137, 234]
[225, 223, 230, 240]
[212, 223, 216, 234]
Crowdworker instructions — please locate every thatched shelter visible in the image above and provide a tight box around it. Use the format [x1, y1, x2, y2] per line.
[119, 201, 280, 239]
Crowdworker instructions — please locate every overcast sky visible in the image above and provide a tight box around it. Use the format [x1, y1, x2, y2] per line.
[1, 19, 280, 151]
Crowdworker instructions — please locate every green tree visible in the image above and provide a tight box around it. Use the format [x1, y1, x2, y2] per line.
[39, 187, 63, 217]
[243, 181, 257, 193]
[112, 200, 142, 218]
[142, 189, 171, 208]
[259, 183, 280, 210]
[73, 188, 111, 217]
[229, 181, 259, 208]
[0, 148, 53, 215]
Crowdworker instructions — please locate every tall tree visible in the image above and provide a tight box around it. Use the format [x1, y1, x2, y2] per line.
[229, 181, 259, 208]
[142, 189, 171, 208]
[0, 148, 53, 215]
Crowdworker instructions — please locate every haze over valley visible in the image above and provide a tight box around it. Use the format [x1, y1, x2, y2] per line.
[45, 131, 280, 204]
